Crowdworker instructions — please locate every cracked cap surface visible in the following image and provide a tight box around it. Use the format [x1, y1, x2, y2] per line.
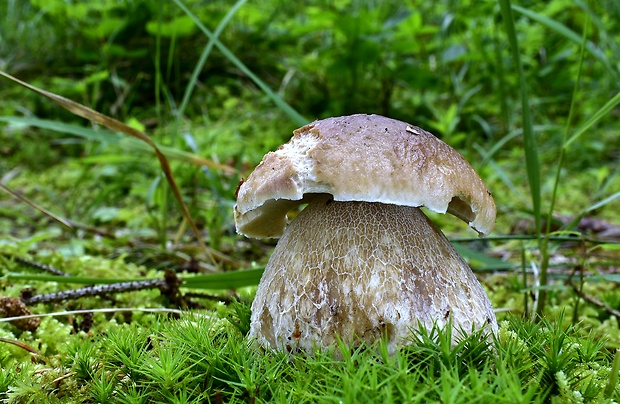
[234, 114, 496, 238]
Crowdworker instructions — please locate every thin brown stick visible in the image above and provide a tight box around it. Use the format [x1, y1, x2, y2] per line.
[21, 276, 176, 305]
[0, 337, 41, 355]
[0, 182, 73, 228]
[7, 255, 69, 277]
[569, 281, 620, 321]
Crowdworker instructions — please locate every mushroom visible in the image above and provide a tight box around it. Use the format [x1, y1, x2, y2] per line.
[234, 114, 497, 355]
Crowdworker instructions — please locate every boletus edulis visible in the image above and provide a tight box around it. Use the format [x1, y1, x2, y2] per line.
[234, 114, 497, 355]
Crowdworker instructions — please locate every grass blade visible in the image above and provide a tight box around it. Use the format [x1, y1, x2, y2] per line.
[177, 0, 248, 120]
[604, 349, 620, 398]
[563, 91, 620, 149]
[0, 116, 235, 173]
[511, 4, 616, 77]
[0, 183, 73, 229]
[452, 243, 517, 271]
[181, 268, 264, 289]
[560, 191, 620, 232]
[499, 0, 546, 315]
[172, 0, 307, 127]
[498, 0, 541, 236]
[0, 71, 218, 265]
[584, 191, 620, 213]
[4, 273, 149, 284]
[5, 268, 264, 289]
[0, 308, 192, 324]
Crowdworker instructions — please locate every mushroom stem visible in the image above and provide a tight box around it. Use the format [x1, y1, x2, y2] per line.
[250, 194, 497, 354]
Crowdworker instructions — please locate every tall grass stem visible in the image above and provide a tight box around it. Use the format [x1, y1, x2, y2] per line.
[498, 0, 543, 315]
[498, 0, 541, 238]
[173, 0, 307, 126]
[177, 0, 248, 121]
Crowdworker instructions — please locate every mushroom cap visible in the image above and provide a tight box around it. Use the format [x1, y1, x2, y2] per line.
[235, 114, 496, 238]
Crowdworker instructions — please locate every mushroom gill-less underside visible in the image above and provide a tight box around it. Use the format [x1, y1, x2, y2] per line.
[249, 195, 498, 355]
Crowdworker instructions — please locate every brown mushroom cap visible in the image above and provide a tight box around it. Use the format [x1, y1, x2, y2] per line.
[234, 114, 496, 239]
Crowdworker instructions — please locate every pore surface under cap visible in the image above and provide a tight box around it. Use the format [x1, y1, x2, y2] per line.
[234, 114, 496, 238]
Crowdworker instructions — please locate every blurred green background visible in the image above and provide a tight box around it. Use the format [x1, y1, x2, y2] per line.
[2, 1, 620, 401]
[0, 0, 619, 289]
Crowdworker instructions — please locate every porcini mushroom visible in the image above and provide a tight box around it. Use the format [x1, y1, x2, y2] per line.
[234, 114, 497, 355]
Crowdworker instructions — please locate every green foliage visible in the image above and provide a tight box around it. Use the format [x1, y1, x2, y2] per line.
[3, 308, 619, 402]
[1, 0, 620, 401]
[2, 0, 619, 236]
[226, 298, 253, 335]
[0, 367, 16, 401]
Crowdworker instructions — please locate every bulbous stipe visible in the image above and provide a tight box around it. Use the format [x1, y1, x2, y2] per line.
[249, 195, 497, 355]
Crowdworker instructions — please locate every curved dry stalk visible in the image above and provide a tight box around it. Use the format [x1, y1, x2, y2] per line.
[0, 307, 208, 323]
[0, 70, 228, 266]
[0, 337, 41, 355]
[0, 182, 73, 229]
